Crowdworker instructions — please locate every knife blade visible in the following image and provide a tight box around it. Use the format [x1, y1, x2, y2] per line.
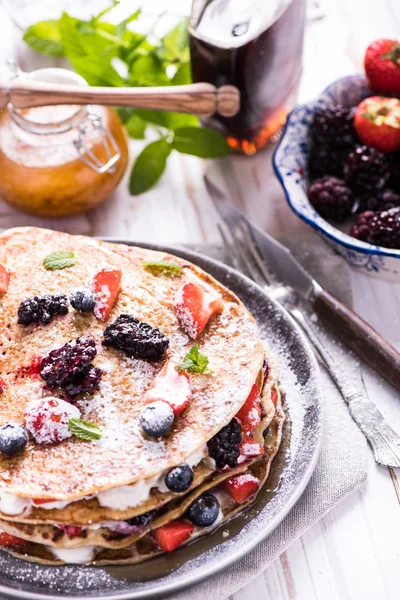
[205, 175, 400, 392]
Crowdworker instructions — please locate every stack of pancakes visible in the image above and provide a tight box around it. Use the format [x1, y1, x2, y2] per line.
[0, 227, 284, 565]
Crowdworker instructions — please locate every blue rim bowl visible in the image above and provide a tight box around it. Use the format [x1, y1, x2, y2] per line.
[273, 74, 400, 280]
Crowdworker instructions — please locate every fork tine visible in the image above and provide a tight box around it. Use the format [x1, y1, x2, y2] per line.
[238, 219, 274, 286]
[222, 219, 267, 288]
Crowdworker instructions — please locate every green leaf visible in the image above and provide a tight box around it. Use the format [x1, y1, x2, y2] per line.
[43, 250, 77, 270]
[160, 18, 190, 62]
[69, 418, 102, 441]
[172, 62, 192, 85]
[178, 345, 211, 374]
[125, 113, 147, 139]
[23, 20, 64, 57]
[142, 261, 183, 276]
[171, 127, 230, 158]
[115, 8, 141, 39]
[135, 109, 170, 128]
[135, 108, 198, 130]
[128, 53, 170, 87]
[129, 140, 171, 195]
[117, 107, 134, 124]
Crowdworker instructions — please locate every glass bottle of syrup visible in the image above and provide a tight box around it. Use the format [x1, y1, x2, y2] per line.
[189, 0, 306, 155]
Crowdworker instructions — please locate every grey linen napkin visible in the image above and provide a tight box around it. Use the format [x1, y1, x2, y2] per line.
[168, 239, 368, 600]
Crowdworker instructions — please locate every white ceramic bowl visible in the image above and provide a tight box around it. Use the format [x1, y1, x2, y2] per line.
[273, 74, 400, 281]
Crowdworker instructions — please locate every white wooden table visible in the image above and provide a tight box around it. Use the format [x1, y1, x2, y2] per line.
[0, 1, 400, 598]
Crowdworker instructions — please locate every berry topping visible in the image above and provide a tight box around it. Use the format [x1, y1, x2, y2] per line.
[307, 144, 349, 181]
[207, 418, 242, 469]
[271, 389, 278, 405]
[351, 208, 400, 249]
[152, 519, 194, 552]
[145, 361, 190, 416]
[59, 525, 83, 537]
[355, 188, 400, 213]
[15, 357, 43, 380]
[354, 97, 400, 153]
[17, 294, 68, 326]
[187, 493, 220, 528]
[308, 176, 354, 222]
[310, 105, 357, 150]
[0, 265, 10, 294]
[364, 39, 400, 95]
[0, 423, 28, 457]
[221, 473, 260, 504]
[140, 401, 174, 438]
[344, 146, 390, 193]
[64, 365, 103, 400]
[239, 436, 264, 458]
[32, 498, 56, 506]
[69, 288, 96, 313]
[25, 397, 80, 445]
[165, 465, 194, 493]
[262, 426, 270, 438]
[175, 282, 223, 339]
[235, 384, 261, 435]
[102, 314, 169, 361]
[91, 268, 122, 321]
[0, 377, 6, 393]
[40, 336, 97, 390]
[0, 532, 28, 548]
[126, 511, 155, 529]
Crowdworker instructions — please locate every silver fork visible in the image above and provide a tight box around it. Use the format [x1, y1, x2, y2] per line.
[217, 217, 400, 467]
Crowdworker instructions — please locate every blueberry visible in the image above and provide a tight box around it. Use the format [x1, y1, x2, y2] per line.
[262, 426, 270, 438]
[165, 465, 194, 493]
[0, 423, 28, 457]
[140, 401, 174, 438]
[187, 493, 220, 528]
[126, 510, 154, 528]
[70, 288, 96, 313]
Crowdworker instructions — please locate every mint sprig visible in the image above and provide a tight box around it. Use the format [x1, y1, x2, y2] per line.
[142, 260, 183, 276]
[43, 250, 77, 270]
[178, 345, 211, 374]
[69, 418, 102, 441]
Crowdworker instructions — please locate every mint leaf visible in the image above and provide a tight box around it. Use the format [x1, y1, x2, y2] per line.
[142, 261, 183, 276]
[171, 127, 230, 158]
[23, 20, 63, 57]
[129, 140, 171, 195]
[43, 250, 77, 270]
[69, 418, 102, 441]
[116, 8, 141, 39]
[128, 54, 169, 87]
[160, 18, 190, 62]
[172, 62, 192, 85]
[126, 113, 147, 139]
[178, 345, 210, 374]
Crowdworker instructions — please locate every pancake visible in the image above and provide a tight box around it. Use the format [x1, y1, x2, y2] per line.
[0, 227, 264, 505]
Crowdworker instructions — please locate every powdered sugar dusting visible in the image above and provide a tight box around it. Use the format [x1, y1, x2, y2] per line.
[25, 398, 80, 445]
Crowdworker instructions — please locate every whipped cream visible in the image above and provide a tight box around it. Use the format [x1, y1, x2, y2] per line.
[50, 546, 96, 564]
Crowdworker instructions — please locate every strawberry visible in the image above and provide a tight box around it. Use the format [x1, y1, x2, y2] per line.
[354, 97, 400, 152]
[0, 265, 10, 294]
[59, 525, 83, 537]
[221, 473, 260, 504]
[365, 39, 400, 95]
[152, 519, 194, 552]
[239, 436, 264, 458]
[32, 498, 57, 506]
[271, 389, 278, 405]
[0, 531, 28, 548]
[145, 361, 190, 416]
[175, 282, 223, 339]
[91, 268, 122, 321]
[235, 384, 261, 434]
[0, 377, 6, 394]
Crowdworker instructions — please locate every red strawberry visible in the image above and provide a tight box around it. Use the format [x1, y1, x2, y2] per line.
[0, 377, 6, 394]
[0, 266, 10, 294]
[175, 282, 223, 339]
[92, 268, 122, 321]
[235, 384, 261, 434]
[239, 436, 264, 458]
[222, 473, 260, 504]
[365, 39, 400, 95]
[354, 97, 400, 152]
[0, 532, 28, 548]
[152, 520, 194, 552]
[59, 525, 83, 537]
[145, 361, 190, 416]
[32, 498, 57, 506]
[271, 389, 278, 405]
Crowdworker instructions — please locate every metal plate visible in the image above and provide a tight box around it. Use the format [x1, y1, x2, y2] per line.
[0, 241, 324, 600]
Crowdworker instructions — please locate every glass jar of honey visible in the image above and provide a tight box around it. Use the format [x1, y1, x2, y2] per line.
[0, 68, 129, 217]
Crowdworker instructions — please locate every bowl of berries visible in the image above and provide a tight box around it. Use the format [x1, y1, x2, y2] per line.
[273, 38, 400, 280]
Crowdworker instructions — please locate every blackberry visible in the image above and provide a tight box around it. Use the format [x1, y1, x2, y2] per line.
[389, 152, 400, 193]
[207, 418, 242, 469]
[69, 288, 96, 313]
[64, 365, 103, 400]
[344, 146, 390, 193]
[351, 208, 400, 249]
[310, 105, 357, 149]
[126, 511, 155, 528]
[187, 493, 220, 528]
[165, 465, 194, 492]
[307, 144, 349, 180]
[102, 314, 169, 361]
[140, 401, 174, 438]
[355, 188, 400, 213]
[0, 423, 28, 457]
[308, 176, 354, 222]
[40, 336, 97, 389]
[18, 294, 68, 326]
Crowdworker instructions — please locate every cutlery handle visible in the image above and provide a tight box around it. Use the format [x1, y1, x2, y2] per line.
[313, 289, 400, 391]
[0, 78, 240, 117]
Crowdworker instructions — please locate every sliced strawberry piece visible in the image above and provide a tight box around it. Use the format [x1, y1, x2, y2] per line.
[239, 436, 264, 458]
[0, 377, 6, 394]
[175, 282, 223, 339]
[92, 268, 122, 321]
[0, 266, 10, 295]
[32, 498, 57, 506]
[0, 531, 28, 548]
[235, 384, 261, 435]
[145, 361, 190, 416]
[59, 525, 83, 537]
[152, 519, 194, 552]
[221, 473, 260, 504]
[271, 390, 278, 405]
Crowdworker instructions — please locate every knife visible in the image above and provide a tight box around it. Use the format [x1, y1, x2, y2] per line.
[205, 176, 400, 392]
